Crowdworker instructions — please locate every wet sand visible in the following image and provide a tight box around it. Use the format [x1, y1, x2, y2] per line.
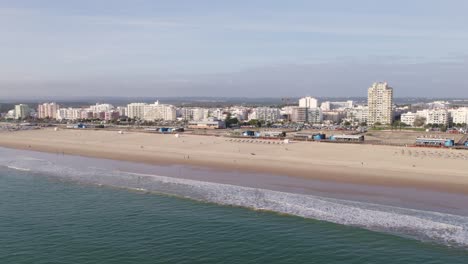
[2, 147, 468, 217]
[1, 128, 468, 195]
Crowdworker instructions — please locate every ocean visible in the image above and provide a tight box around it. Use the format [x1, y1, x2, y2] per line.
[1, 148, 467, 263]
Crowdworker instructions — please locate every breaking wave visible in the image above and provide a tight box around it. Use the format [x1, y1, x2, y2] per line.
[1, 156, 467, 248]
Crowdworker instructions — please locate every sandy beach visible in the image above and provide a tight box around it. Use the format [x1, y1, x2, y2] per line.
[1, 128, 468, 194]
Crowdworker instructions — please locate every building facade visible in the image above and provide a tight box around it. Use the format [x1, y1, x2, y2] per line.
[320, 100, 353, 111]
[14, 104, 30, 119]
[38, 102, 59, 119]
[367, 82, 393, 125]
[426, 109, 449, 125]
[346, 106, 368, 124]
[298, 97, 318, 108]
[57, 108, 82, 120]
[449, 108, 468, 125]
[143, 102, 176, 121]
[322, 111, 346, 124]
[401, 109, 450, 126]
[248, 107, 281, 122]
[400, 112, 418, 126]
[127, 103, 147, 119]
[291, 107, 322, 123]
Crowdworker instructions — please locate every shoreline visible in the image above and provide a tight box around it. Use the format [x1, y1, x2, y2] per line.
[1, 129, 468, 195]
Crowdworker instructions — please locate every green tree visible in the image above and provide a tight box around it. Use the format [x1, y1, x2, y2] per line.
[225, 117, 239, 128]
[247, 119, 261, 127]
[413, 116, 426, 127]
[440, 124, 447, 132]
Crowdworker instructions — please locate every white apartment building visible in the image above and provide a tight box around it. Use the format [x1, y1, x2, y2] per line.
[127, 103, 147, 119]
[178, 108, 192, 120]
[346, 106, 368, 124]
[449, 108, 468, 125]
[248, 107, 281, 122]
[367, 82, 393, 125]
[299, 97, 318, 108]
[5, 110, 15, 119]
[178, 108, 209, 121]
[427, 101, 450, 109]
[143, 102, 176, 121]
[400, 112, 418, 126]
[401, 109, 449, 126]
[116, 106, 127, 117]
[14, 104, 30, 119]
[38, 102, 59, 119]
[192, 108, 209, 121]
[57, 108, 83, 120]
[320, 100, 353, 111]
[291, 107, 322, 123]
[230, 107, 249, 121]
[90, 103, 114, 113]
[307, 108, 323, 123]
[322, 111, 346, 124]
[281, 106, 294, 117]
[426, 109, 449, 125]
[209, 108, 225, 120]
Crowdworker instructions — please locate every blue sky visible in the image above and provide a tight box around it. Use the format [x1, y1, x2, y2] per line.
[1, 0, 467, 98]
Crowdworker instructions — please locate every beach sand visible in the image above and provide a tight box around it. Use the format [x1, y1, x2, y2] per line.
[1, 128, 468, 194]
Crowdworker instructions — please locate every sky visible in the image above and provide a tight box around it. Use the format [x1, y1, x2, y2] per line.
[1, 0, 467, 98]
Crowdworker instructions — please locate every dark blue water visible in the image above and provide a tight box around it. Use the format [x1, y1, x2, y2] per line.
[1, 170, 467, 264]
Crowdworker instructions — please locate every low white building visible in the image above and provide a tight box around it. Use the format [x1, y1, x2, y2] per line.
[248, 107, 281, 122]
[402, 109, 449, 126]
[427, 109, 449, 125]
[90, 103, 114, 113]
[427, 101, 450, 109]
[321, 100, 353, 111]
[209, 108, 225, 120]
[57, 108, 83, 120]
[229, 107, 249, 121]
[178, 107, 212, 121]
[449, 108, 468, 125]
[5, 109, 15, 119]
[346, 106, 368, 124]
[400, 112, 418, 126]
[188, 118, 226, 129]
[322, 111, 346, 124]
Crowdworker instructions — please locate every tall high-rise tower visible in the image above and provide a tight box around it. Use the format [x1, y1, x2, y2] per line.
[38, 102, 59, 119]
[298, 97, 318, 108]
[367, 82, 393, 125]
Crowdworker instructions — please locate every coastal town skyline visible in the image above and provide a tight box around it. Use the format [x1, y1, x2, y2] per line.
[2, 2, 468, 262]
[3, 82, 468, 132]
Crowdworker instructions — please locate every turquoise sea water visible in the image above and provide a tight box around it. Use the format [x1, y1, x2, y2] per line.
[1, 169, 468, 264]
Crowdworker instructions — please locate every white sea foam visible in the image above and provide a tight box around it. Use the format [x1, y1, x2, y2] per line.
[1, 156, 467, 247]
[6, 165, 31, 172]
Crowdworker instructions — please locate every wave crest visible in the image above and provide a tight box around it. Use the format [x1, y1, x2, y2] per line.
[1, 156, 467, 248]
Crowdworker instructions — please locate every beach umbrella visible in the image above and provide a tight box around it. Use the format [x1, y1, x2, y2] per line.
[175, 134, 180, 138]
[284, 139, 290, 144]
